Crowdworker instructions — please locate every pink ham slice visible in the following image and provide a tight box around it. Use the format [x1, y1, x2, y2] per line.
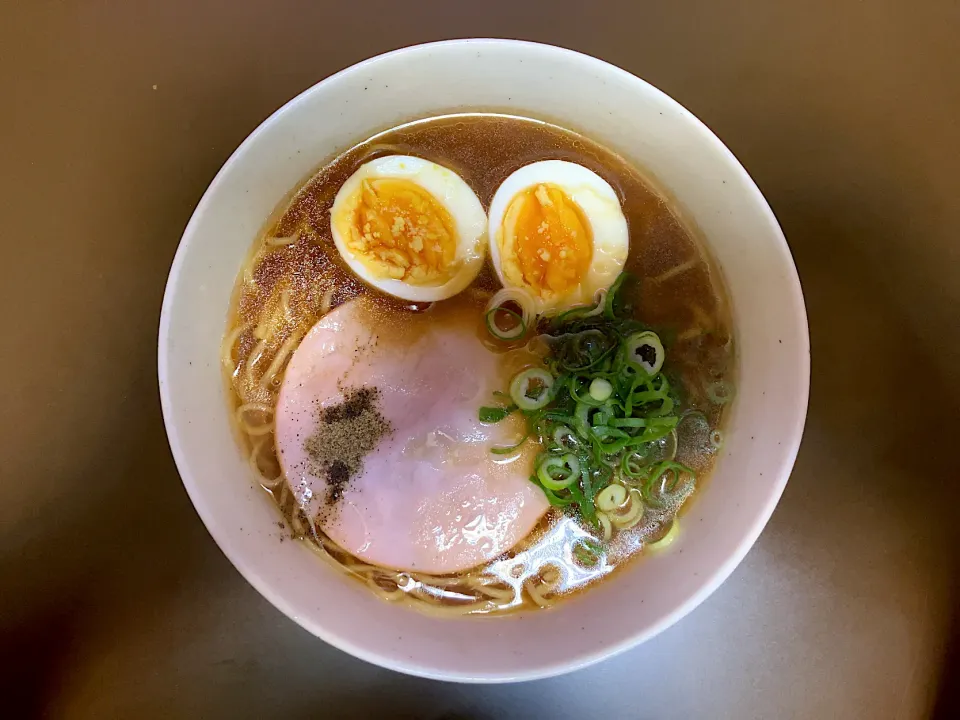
[275, 298, 549, 574]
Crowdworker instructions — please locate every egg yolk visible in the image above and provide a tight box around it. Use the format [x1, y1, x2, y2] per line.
[341, 178, 458, 285]
[500, 184, 592, 298]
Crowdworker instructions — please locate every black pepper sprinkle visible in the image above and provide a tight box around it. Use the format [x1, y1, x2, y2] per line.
[305, 385, 392, 521]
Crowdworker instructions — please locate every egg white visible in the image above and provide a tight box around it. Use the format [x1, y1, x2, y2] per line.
[330, 155, 487, 302]
[488, 160, 629, 313]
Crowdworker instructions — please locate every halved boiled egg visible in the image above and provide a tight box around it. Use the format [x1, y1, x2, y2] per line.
[488, 160, 629, 313]
[330, 155, 487, 302]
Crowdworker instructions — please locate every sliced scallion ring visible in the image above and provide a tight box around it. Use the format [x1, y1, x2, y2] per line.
[509, 368, 554, 410]
[647, 518, 680, 550]
[552, 425, 579, 448]
[590, 425, 630, 455]
[656, 429, 679, 463]
[484, 306, 525, 341]
[490, 432, 530, 455]
[569, 375, 606, 407]
[592, 405, 614, 427]
[571, 401, 590, 439]
[627, 424, 676, 446]
[611, 489, 645, 528]
[589, 377, 613, 402]
[571, 537, 604, 567]
[596, 483, 628, 512]
[603, 273, 629, 319]
[642, 461, 695, 507]
[536, 453, 581, 490]
[597, 512, 613, 541]
[540, 485, 577, 507]
[621, 449, 652, 478]
[485, 287, 536, 341]
[554, 289, 606, 325]
[583, 289, 607, 317]
[624, 331, 665, 376]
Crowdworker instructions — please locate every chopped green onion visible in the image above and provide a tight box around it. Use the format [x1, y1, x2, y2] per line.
[642, 461, 695, 507]
[610, 489, 645, 529]
[589, 377, 613, 402]
[621, 449, 652, 478]
[538, 482, 577, 507]
[573, 401, 592, 436]
[509, 368, 554, 410]
[603, 273, 630, 319]
[536, 453, 581, 490]
[485, 306, 526, 341]
[610, 417, 648, 428]
[597, 512, 613, 540]
[649, 395, 675, 417]
[647, 518, 680, 550]
[592, 405, 615, 426]
[569, 375, 606, 406]
[485, 287, 536, 341]
[554, 290, 606, 326]
[627, 426, 675, 446]
[479, 271, 717, 542]
[579, 467, 597, 521]
[642, 429, 679, 465]
[572, 537, 604, 567]
[590, 427, 629, 455]
[596, 483, 628, 512]
[662, 429, 679, 460]
[552, 425, 579, 448]
[478, 404, 516, 423]
[624, 331, 665, 376]
[621, 360, 651, 381]
[490, 432, 530, 455]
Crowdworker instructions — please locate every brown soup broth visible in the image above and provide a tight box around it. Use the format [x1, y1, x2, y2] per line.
[223, 113, 734, 615]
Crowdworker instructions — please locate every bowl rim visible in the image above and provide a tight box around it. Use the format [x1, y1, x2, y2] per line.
[158, 37, 810, 683]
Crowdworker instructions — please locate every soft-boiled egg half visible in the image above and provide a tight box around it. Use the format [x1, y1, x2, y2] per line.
[488, 160, 629, 313]
[330, 155, 487, 302]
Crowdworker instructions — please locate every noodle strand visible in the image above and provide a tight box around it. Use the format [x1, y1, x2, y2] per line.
[648, 256, 699, 284]
[259, 330, 304, 389]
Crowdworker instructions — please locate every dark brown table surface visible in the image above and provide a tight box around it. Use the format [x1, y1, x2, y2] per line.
[3, 1, 959, 718]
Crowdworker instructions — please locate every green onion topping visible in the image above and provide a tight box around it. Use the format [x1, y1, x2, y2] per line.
[537, 453, 581, 490]
[485, 306, 526, 341]
[624, 331, 665, 376]
[509, 368, 554, 411]
[485, 287, 536, 342]
[478, 404, 516, 423]
[479, 272, 729, 542]
[589, 377, 613, 402]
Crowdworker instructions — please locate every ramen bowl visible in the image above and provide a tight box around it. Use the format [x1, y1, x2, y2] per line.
[158, 39, 809, 682]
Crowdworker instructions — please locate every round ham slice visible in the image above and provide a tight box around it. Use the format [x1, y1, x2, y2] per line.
[274, 298, 549, 574]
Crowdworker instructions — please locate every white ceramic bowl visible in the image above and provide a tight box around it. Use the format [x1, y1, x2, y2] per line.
[159, 39, 809, 682]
